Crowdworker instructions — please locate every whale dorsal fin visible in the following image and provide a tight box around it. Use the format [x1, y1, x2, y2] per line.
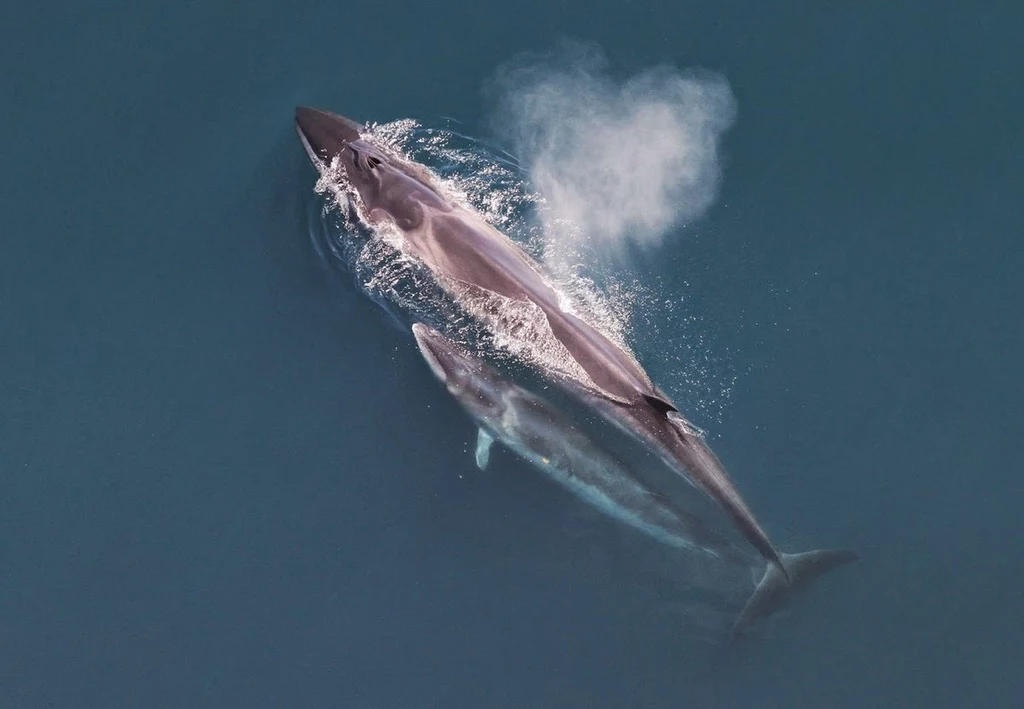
[475, 429, 495, 470]
[642, 394, 678, 415]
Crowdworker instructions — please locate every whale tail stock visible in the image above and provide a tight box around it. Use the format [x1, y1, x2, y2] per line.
[730, 548, 860, 641]
[656, 405, 791, 582]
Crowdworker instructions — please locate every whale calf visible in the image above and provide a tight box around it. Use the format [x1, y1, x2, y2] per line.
[296, 106, 781, 575]
[412, 322, 746, 564]
[411, 323, 859, 638]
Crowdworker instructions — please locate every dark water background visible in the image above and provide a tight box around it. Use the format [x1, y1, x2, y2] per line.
[2, 1, 1022, 707]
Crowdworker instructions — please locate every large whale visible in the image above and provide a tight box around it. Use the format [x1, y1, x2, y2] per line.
[295, 106, 785, 574]
[412, 323, 859, 639]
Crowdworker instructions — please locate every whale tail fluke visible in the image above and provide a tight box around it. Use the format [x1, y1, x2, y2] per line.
[730, 548, 860, 641]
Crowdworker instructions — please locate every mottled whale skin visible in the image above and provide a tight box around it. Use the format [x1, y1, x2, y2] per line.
[294, 106, 785, 573]
[412, 323, 859, 639]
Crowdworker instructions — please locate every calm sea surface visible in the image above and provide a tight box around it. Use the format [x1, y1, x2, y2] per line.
[2, 1, 1021, 707]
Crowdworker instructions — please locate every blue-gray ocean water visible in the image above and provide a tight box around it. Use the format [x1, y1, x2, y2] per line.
[2, 2, 1021, 707]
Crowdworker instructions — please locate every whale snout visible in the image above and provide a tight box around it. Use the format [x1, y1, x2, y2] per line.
[294, 106, 364, 164]
[413, 323, 452, 384]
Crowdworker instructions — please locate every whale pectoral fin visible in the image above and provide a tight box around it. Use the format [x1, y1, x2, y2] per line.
[475, 429, 495, 470]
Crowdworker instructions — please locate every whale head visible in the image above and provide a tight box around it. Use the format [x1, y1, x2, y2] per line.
[412, 324, 507, 423]
[294, 106, 362, 160]
[295, 106, 452, 229]
[295, 107, 394, 208]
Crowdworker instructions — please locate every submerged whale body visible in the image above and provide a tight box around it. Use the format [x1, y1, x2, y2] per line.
[294, 106, 791, 578]
[412, 323, 859, 638]
[412, 322, 746, 564]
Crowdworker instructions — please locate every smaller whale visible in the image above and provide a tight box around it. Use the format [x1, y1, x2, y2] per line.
[413, 323, 743, 562]
[412, 323, 860, 639]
